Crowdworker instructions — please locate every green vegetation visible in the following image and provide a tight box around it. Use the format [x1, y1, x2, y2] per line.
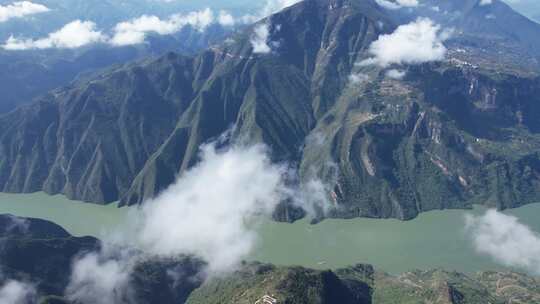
[187, 262, 540, 304]
[2, 0, 540, 222]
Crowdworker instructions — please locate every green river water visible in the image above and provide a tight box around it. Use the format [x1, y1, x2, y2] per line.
[0, 192, 539, 274]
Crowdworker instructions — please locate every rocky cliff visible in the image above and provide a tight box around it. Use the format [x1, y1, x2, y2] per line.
[1, 0, 540, 220]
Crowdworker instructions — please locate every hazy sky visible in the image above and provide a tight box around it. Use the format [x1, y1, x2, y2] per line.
[503, 0, 540, 21]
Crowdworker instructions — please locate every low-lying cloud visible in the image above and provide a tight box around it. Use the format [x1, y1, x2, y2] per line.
[2, 8, 235, 49]
[465, 209, 540, 274]
[251, 23, 272, 54]
[386, 69, 406, 79]
[261, 0, 302, 16]
[218, 10, 235, 27]
[135, 143, 287, 273]
[480, 0, 493, 6]
[0, 280, 36, 304]
[1, 0, 304, 51]
[66, 140, 333, 302]
[0, 1, 49, 23]
[248, 0, 302, 55]
[66, 249, 132, 304]
[235, 0, 302, 25]
[110, 8, 219, 46]
[349, 72, 370, 85]
[110, 0, 300, 48]
[375, 0, 419, 10]
[3, 20, 106, 50]
[360, 17, 450, 67]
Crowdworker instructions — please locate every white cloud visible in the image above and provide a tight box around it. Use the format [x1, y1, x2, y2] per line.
[386, 69, 406, 79]
[1, 0, 305, 51]
[218, 10, 235, 27]
[66, 140, 333, 298]
[238, 0, 301, 24]
[349, 72, 369, 85]
[480, 0, 493, 6]
[250, 23, 271, 54]
[0, 1, 49, 23]
[128, 141, 330, 274]
[2, 20, 106, 50]
[261, 0, 302, 16]
[465, 209, 540, 274]
[110, 9, 214, 46]
[0, 280, 36, 304]
[360, 18, 450, 67]
[66, 251, 132, 304]
[397, 0, 419, 6]
[375, 0, 419, 10]
[2, 8, 233, 50]
[135, 143, 286, 273]
[290, 178, 335, 218]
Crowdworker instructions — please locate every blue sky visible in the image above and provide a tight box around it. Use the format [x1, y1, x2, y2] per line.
[504, 0, 540, 22]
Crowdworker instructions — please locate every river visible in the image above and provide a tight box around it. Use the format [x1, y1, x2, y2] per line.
[1, 192, 538, 274]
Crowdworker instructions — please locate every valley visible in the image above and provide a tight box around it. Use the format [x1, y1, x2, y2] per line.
[1, 191, 539, 275]
[2, 0, 540, 302]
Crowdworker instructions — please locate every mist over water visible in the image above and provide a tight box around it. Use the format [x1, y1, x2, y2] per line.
[2, 191, 540, 275]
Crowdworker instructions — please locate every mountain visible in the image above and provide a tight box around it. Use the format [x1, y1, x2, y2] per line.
[2, 215, 540, 304]
[0, 215, 100, 298]
[1, 0, 540, 221]
[404, 0, 540, 73]
[186, 263, 374, 304]
[0, 215, 205, 304]
[187, 263, 540, 304]
[0, 24, 233, 114]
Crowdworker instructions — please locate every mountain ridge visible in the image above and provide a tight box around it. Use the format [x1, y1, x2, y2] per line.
[1, 0, 540, 221]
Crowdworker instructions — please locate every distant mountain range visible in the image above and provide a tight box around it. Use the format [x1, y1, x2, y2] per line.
[0, 0, 259, 113]
[1, 0, 540, 222]
[0, 24, 233, 113]
[0, 0, 256, 39]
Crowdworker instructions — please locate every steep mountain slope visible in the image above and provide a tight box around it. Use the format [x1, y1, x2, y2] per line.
[186, 263, 373, 304]
[188, 264, 540, 304]
[0, 24, 232, 114]
[0, 214, 205, 303]
[371, 268, 540, 304]
[0, 0, 388, 206]
[1, 0, 540, 221]
[308, 64, 540, 220]
[404, 0, 540, 73]
[0, 215, 100, 297]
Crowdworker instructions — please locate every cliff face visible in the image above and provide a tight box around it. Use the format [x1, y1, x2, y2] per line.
[307, 65, 540, 220]
[1, 0, 540, 220]
[0, 55, 190, 203]
[0, 0, 387, 206]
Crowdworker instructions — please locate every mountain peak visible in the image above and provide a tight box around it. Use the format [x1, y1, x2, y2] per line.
[1, 0, 540, 222]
